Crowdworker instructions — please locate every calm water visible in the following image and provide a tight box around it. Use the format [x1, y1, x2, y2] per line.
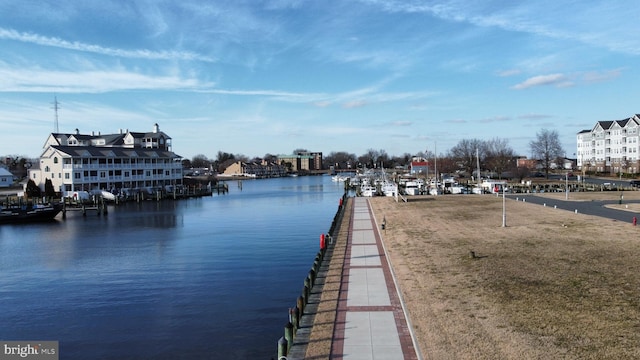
[0, 176, 347, 359]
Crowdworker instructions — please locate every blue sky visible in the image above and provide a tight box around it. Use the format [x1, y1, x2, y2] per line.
[1, 0, 638, 160]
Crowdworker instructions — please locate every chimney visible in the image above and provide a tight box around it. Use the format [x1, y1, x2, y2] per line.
[75, 128, 79, 135]
[153, 123, 159, 133]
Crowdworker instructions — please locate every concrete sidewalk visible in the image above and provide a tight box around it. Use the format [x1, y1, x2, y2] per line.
[330, 197, 420, 360]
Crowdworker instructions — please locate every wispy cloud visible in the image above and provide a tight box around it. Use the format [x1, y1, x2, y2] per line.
[518, 113, 552, 120]
[0, 27, 216, 62]
[0, 66, 212, 93]
[479, 116, 511, 123]
[363, 0, 640, 55]
[582, 69, 621, 83]
[496, 69, 521, 77]
[342, 100, 367, 108]
[312, 101, 332, 108]
[512, 74, 572, 90]
[390, 120, 412, 126]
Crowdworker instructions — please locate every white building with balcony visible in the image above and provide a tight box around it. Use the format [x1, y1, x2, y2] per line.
[29, 123, 183, 194]
[577, 114, 640, 174]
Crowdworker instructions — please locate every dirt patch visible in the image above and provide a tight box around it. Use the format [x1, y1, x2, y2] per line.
[369, 194, 640, 360]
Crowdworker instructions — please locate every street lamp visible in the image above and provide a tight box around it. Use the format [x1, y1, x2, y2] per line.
[502, 186, 506, 227]
[565, 171, 569, 200]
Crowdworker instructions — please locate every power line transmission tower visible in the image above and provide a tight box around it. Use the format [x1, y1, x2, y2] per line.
[52, 96, 60, 133]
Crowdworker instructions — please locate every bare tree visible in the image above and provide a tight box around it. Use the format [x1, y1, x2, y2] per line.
[324, 151, 357, 169]
[449, 139, 486, 177]
[485, 138, 516, 179]
[359, 149, 381, 169]
[191, 154, 210, 168]
[529, 129, 564, 178]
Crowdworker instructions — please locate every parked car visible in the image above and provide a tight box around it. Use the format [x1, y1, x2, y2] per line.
[630, 180, 640, 188]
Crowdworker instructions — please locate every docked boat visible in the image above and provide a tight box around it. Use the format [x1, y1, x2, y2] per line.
[403, 181, 421, 195]
[360, 185, 377, 197]
[381, 182, 397, 197]
[0, 203, 63, 224]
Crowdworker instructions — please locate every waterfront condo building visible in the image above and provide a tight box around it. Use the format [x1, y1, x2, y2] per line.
[29, 123, 183, 194]
[577, 114, 640, 175]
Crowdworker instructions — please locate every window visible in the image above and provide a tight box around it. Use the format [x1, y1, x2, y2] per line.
[53, 157, 58, 164]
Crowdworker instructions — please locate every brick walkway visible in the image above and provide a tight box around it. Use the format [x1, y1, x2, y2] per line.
[330, 197, 420, 359]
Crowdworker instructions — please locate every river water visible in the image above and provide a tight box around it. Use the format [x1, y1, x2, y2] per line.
[0, 175, 347, 359]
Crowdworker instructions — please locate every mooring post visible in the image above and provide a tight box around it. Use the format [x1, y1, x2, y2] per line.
[289, 308, 298, 332]
[277, 336, 288, 358]
[303, 279, 310, 305]
[296, 296, 304, 317]
[284, 322, 294, 351]
[293, 307, 300, 332]
[309, 269, 316, 288]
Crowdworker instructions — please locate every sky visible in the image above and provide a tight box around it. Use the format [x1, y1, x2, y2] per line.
[1, 0, 639, 161]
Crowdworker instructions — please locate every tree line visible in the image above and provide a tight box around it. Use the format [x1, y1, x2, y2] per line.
[182, 129, 565, 178]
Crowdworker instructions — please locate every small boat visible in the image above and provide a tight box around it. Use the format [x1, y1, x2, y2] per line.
[403, 181, 421, 195]
[0, 203, 63, 224]
[381, 182, 397, 197]
[360, 185, 377, 197]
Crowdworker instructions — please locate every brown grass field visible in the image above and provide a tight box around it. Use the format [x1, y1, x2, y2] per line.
[365, 192, 640, 360]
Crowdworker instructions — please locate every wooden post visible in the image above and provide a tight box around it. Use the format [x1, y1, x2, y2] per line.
[308, 269, 315, 288]
[284, 322, 294, 351]
[303, 280, 310, 305]
[277, 336, 288, 358]
[297, 296, 304, 317]
[291, 307, 300, 332]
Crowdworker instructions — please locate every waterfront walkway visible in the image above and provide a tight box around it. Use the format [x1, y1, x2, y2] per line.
[329, 197, 420, 359]
[286, 197, 420, 359]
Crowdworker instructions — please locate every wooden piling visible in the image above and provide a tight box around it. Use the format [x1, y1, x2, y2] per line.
[277, 336, 288, 358]
[296, 296, 304, 318]
[284, 322, 294, 351]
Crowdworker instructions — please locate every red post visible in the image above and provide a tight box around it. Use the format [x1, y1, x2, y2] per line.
[320, 233, 326, 249]
[339, 197, 343, 207]
[633, 217, 637, 226]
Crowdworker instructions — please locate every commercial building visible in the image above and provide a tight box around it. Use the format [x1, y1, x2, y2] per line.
[29, 123, 183, 194]
[277, 152, 323, 173]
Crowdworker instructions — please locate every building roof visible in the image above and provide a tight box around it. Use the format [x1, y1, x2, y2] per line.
[0, 167, 12, 176]
[51, 145, 181, 159]
[411, 161, 429, 166]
